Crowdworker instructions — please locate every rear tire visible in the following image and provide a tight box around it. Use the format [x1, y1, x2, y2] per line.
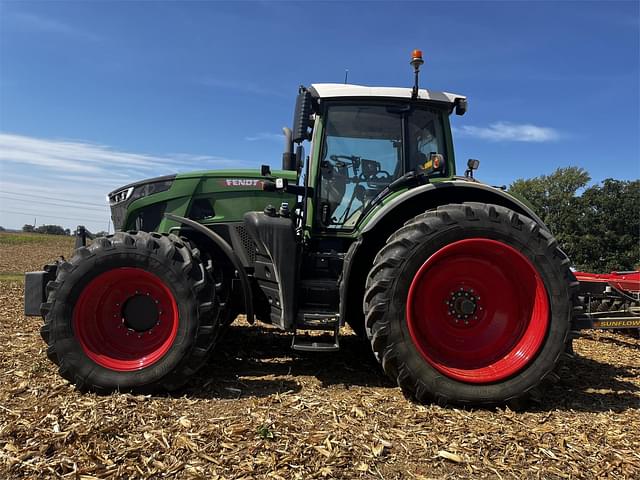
[40, 231, 220, 393]
[364, 203, 575, 406]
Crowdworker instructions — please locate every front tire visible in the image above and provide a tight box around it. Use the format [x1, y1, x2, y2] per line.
[40, 231, 220, 393]
[364, 203, 575, 406]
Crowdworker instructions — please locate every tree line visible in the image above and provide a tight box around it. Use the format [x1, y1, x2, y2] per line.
[509, 167, 639, 273]
[22, 224, 72, 236]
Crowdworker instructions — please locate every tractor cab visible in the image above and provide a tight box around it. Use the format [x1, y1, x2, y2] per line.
[246, 56, 469, 350]
[296, 83, 465, 231]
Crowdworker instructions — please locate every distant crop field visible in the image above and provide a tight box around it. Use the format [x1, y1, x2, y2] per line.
[0, 234, 639, 479]
[0, 232, 74, 278]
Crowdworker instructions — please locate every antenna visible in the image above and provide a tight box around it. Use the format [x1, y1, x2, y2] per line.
[344, 69, 349, 84]
[410, 49, 424, 99]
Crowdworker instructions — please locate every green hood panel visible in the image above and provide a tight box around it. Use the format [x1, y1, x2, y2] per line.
[120, 169, 298, 232]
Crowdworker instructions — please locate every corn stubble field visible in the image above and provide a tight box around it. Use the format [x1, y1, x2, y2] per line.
[0, 232, 638, 479]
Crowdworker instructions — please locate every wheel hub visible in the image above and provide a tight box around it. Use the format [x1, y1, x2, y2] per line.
[122, 294, 159, 332]
[446, 287, 481, 325]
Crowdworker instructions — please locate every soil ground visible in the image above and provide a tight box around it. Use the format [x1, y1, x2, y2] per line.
[0, 232, 638, 479]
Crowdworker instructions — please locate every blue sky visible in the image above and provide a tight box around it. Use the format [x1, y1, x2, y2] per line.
[0, 0, 638, 231]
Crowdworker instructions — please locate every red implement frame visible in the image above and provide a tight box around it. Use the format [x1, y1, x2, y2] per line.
[573, 270, 640, 330]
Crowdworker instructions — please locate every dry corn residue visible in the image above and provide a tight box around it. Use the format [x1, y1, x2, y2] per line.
[0, 233, 638, 479]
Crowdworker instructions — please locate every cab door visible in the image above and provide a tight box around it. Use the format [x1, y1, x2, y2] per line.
[314, 103, 404, 231]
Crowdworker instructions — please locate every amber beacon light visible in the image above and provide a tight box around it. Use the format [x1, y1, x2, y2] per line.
[410, 49, 424, 99]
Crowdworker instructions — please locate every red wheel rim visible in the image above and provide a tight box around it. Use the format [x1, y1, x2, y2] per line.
[406, 238, 549, 384]
[73, 267, 179, 371]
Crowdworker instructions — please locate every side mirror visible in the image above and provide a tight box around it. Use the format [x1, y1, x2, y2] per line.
[292, 87, 314, 143]
[454, 97, 467, 116]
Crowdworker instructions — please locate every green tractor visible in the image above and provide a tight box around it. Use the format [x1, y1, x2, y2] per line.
[25, 51, 577, 405]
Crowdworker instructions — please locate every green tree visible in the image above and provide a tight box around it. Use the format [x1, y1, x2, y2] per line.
[35, 224, 67, 235]
[509, 168, 639, 272]
[22, 224, 35, 233]
[509, 167, 590, 265]
[574, 179, 640, 272]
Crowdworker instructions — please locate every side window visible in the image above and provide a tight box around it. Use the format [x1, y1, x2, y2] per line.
[407, 108, 446, 174]
[318, 105, 402, 229]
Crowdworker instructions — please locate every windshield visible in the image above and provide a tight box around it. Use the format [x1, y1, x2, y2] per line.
[317, 103, 448, 230]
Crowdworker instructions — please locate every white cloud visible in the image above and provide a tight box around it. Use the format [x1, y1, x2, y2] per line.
[0, 133, 246, 175]
[244, 132, 284, 143]
[454, 122, 561, 142]
[0, 133, 251, 231]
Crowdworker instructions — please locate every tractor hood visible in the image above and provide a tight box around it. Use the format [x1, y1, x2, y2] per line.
[108, 168, 298, 232]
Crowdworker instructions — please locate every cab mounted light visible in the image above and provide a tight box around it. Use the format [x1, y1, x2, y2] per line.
[454, 97, 467, 116]
[429, 154, 439, 170]
[465, 158, 480, 178]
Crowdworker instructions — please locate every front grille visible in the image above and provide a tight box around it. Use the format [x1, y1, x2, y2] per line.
[234, 224, 256, 263]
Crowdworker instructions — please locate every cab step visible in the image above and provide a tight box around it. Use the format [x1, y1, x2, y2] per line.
[292, 312, 340, 352]
[296, 312, 339, 330]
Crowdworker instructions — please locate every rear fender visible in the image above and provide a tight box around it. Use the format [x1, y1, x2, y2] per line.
[360, 180, 545, 233]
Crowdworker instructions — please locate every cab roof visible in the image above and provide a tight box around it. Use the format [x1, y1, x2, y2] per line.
[310, 83, 465, 104]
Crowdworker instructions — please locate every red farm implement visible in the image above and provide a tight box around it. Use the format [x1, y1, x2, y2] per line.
[574, 270, 640, 332]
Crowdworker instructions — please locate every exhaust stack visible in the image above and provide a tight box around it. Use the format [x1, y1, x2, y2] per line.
[282, 127, 295, 171]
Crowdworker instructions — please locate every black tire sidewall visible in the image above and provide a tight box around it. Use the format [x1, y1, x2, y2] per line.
[49, 237, 203, 391]
[370, 204, 571, 404]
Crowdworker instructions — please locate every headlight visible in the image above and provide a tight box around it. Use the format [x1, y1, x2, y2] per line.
[108, 187, 134, 205]
[130, 179, 174, 201]
[108, 176, 175, 206]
